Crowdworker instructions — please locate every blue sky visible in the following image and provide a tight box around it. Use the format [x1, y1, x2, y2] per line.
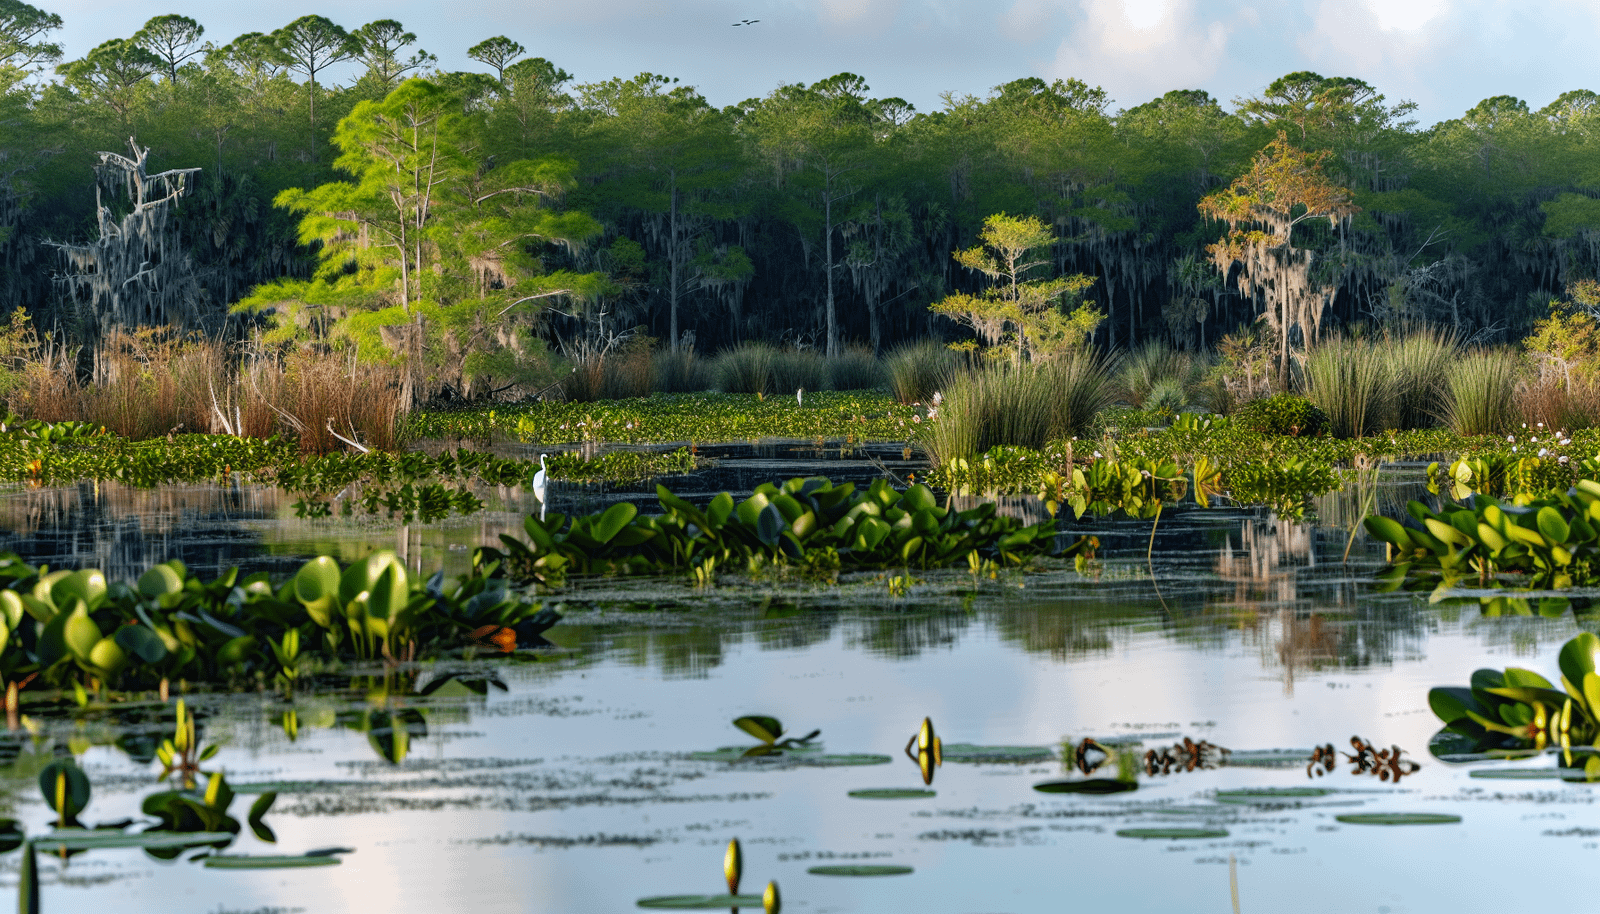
[42, 0, 1599, 125]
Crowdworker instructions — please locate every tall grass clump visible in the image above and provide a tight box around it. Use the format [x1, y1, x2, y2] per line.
[923, 352, 1117, 468]
[1120, 339, 1203, 409]
[562, 336, 653, 402]
[1384, 327, 1459, 429]
[770, 346, 827, 394]
[714, 342, 777, 395]
[255, 349, 404, 453]
[826, 345, 884, 391]
[1300, 335, 1395, 438]
[885, 340, 958, 404]
[653, 346, 713, 393]
[1447, 348, 1521, 435]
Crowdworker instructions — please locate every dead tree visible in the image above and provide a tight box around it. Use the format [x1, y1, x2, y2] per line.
[47, 139, 203, 339]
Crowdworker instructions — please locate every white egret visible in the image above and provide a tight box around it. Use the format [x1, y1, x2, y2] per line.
[532, 454, 549, 505]
[796, 387, 804, 408]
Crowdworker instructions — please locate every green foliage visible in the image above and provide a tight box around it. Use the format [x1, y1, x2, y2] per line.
[1445, 349, 1520, 435]
[1300, 335, 1394, 437]
[484, 476, 1087, 587]
[1428, 633, 1600, 777]
[1364, 483, 1600, 588]
[0, 548, 555, 692]
[1235, 393, 1329, 437]
[922, 356, 1117, 468]
[404, 391, 919, 445]
[885, 340, 958, 405]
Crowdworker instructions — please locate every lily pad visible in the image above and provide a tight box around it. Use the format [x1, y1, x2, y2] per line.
[1116, 827, 1229, 839]
[1468, 768, 1561, 779]
[1334, 813, 1461, 826]
[687, 748, 890, 766]
[637, 895, 765, 909]
[1214, 787, 1332, 804]
[938, 743, 1054, 763]
[807, 864, 914, 876]
[799, 754, 893, 767]
[36, 829, 235, 850]
[847, 788, 935, 799]
[1033, 778, 1137, 794]
[204, 854, 341, 869]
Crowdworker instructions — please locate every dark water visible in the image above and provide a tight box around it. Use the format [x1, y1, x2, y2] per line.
[0, 456, 1586, 912]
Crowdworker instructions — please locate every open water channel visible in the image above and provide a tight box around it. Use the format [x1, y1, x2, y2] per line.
[0, 445, 1589, 913]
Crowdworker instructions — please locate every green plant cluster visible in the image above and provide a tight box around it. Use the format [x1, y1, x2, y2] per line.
[0, 550, 556, 693]
[1364, 483, 1600, 588]
[934, 442, 1335, 519]
[1235, 394, 1331, 437]
[282, 448, 698, 521]
[1430, 633, 1600, 777]
[483, 477, 1086, 588]
[406, 392, 922, 445]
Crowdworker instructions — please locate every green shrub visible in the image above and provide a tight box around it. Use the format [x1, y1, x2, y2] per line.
[771, 347, 827, 394]
[1236, 393, 1330, 437]
[1446, 348, 1520, 435]
[886, 340, 958, 404]
[1121, 339, 1202, 408]
[1145, 378, 1187, 416]
[654, 347, 713, 393]
[714, 342, 777, 395]
[826, 345, 884, 391]
[1301, 336, 1394, 437]
[923, 352, 1116, 468]
[1385, 328, 1458, 429]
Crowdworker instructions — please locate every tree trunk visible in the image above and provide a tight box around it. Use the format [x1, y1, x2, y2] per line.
[824, 179, 838, 357]
[668, 176, 680, 350]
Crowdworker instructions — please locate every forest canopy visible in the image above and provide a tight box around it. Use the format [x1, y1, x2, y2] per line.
[0, 6, 1595, 393]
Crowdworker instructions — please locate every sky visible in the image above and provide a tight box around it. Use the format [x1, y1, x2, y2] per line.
[38, 0, 1600, 126]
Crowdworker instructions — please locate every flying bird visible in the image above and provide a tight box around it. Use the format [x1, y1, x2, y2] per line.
[732, 19, 759, 26]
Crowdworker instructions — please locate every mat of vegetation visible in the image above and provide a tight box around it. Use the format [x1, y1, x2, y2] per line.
[406, 391, 927, 445]
[934, 414, 1600, 515]
[0, 421, 698, 522]
[487, 476, 1086, 588]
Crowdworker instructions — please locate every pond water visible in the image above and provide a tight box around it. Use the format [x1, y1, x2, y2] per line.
[0, 453, 1590, 912]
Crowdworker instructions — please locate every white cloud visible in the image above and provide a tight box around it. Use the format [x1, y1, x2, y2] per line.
[1040, 0, 1232, 107]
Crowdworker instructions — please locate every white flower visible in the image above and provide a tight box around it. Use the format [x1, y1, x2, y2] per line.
[1093, 451, 1102, 458]
[1507, 435, 1515, 442]
[932, 391, 943, 405]
[1561, 455, 1570, 464]
[1539, 448, 1549, 456]
[1538, 422, 1545, 428]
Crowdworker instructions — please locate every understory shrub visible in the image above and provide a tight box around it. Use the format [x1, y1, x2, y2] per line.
[1301, 336, 1394, 437]
[886, 339, 958, 404]
[826, 345, 884, 391]
[653, 347, 713, 393]
[1385, 327, 1459, 429]
[1235, 393, 1330, 437]
[714, 342, 777, 395]
[923, 352, 1117, 468]
[1446, 348, 1520, 435]
[562, 336, 654, 403]
[1121, 339, 1206, 409]
[770, 346, 827, 394]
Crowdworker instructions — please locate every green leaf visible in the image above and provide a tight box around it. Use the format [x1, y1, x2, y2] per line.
[756, 503, 785, 547]
[62, 604, 101, 664]
[845, 788, 935, 799]
[732, 716, 782, 744]
[1333, 813, 1461, 825]
[37, 761, 90, 818]
[592, 502, 638, 545]
[807, 864, 914, 876]
[138, 564, 184, 598]
[114, 624, 168, 664]
[1363, 515, 1412, 549]
[205, 854, 337, 869]
[1116, 827, 1228, 839]
[1561, 632, 1600, 687]
[1538, 506, 1571, 544]
[1032, 779, 1136, 794]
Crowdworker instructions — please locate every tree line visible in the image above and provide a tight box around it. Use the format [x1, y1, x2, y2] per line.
[0, 4, 1597, 400]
